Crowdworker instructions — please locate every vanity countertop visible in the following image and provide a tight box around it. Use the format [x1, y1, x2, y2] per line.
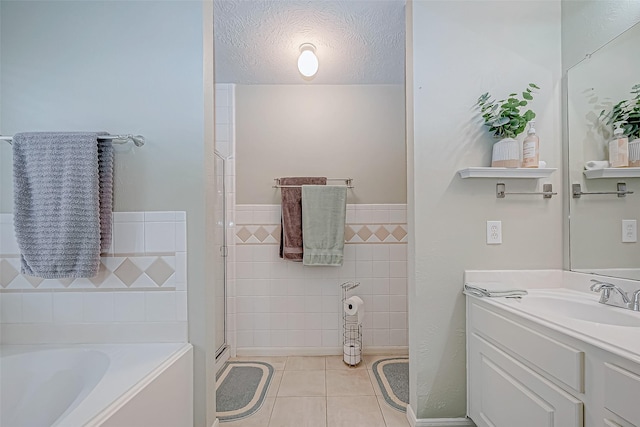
[467, 288, 640, 364]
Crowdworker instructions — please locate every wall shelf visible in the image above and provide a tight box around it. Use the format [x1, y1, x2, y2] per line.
[583, 168, 640, 179]
[458, 167, 557, 179]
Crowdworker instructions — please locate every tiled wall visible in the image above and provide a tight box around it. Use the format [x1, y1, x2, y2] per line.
[231, 204, 408, 353]
[0, 211, 188, 344]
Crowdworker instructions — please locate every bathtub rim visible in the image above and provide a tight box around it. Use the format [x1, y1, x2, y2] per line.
[85, 342, 192, 426]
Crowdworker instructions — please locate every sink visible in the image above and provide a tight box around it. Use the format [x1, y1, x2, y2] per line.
[507, 294, 640, 327]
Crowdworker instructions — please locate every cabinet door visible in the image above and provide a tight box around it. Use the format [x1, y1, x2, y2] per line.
[469, 333, 583, 427]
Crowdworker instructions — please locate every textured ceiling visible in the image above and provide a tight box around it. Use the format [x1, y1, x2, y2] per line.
[214, 0, 406, 84]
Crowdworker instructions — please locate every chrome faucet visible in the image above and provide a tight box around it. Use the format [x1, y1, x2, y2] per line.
[590, 279, 640, 312]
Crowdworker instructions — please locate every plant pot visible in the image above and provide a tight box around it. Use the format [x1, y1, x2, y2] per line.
[491, 138, 520, 168]
[630, 139, 640, 167]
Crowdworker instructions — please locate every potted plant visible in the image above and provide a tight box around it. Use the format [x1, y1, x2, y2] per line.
[600, 83, 640, 166]
[476, 83, 539, 167]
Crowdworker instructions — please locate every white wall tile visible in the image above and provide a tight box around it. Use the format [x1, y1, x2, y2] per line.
[270, 313, 288, 330]
[113, 222, 144, 254]
[83, 292, 114, 322]
[390, 312, 407, 330]
[175, 221, 187, 252]
[0, 222, 19, 255]
[372, 312, 389, 329]
[287, 330, 306, 347]
[22, 292, 53, 323]
[144, 211, 176, 222]
[113, 212, 144, 222]
[304, 313, 322, 330]
[271, 330, 288, 346]
[176, 291, 188, 321]
[236, 330, 253, 347]
[145, 292, 176, 321]
[372, 295, 390, 312]
[236, 313, 253, 330]
[1, 293, 22, 323]
[389, 329, 407, 346]
[145, 222, 176, 253]
[253, 330, 271, 347]
[53, 292, 84, 323]
[114, 292, 146, 322]
[304, 330, 322, 347]
[373, 329, 390, 346]
[389, 295, 407, 312]
[322, 329, 340, 347]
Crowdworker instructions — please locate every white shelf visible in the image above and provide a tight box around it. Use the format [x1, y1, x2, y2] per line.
[458, 167, 557, 179]
[583, 168, 640, 179]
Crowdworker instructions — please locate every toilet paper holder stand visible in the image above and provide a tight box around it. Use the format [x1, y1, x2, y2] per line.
[342, 281, 363, 366]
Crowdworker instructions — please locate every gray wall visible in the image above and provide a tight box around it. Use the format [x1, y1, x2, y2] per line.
[235, 84, 407, 204]
[408, 0, 562, 419]
[0, 1, 214, 425]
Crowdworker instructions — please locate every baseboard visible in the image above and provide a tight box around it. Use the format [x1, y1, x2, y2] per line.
[214, 347, 230, 375]
[212, 418, 219, 427]
[406, 405, 476, 427]
[235, 346, 408, 357]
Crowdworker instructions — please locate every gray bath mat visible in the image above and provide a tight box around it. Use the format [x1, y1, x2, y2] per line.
[216, 361, 274, 422]
[372, 357, 409, 412]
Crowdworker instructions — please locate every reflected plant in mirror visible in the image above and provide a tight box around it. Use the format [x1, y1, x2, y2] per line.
[599, 83, 640, 141]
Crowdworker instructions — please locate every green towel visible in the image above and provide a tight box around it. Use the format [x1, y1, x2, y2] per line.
[301, 185, 347, 266]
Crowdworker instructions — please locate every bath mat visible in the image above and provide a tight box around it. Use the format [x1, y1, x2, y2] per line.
[216, 361, 274, 422]
[372, 357, 409, 412]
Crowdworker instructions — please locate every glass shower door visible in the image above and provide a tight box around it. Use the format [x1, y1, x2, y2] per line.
[214, 153, 227, 358]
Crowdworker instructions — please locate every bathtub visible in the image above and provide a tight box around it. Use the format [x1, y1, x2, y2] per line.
[0, 343, 193, 427]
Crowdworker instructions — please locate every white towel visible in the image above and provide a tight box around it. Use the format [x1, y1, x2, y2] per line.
[463, 282, 528, 298]
[584, 160, 610, 170]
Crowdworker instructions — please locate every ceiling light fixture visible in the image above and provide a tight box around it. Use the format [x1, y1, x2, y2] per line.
[297, 43, 319, 78]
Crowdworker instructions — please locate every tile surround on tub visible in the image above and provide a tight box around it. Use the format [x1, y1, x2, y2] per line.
[0, 211, 188, 344]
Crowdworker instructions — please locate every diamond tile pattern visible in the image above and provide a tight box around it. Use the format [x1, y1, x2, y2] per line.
[114, 259, 144, 286]
[236, 223, 409, 245]
[146, 258, 174, 286]
[0, 260, 18, 287]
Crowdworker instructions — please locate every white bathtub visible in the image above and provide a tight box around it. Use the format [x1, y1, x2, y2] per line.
[0, 343, 193, 427]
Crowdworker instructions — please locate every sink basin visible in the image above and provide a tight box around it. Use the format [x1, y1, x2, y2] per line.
[507, 295, 640, 327]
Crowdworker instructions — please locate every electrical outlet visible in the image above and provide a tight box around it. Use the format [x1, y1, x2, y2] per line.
[622, 220, 637, 243]
[486, 221, 502, 245]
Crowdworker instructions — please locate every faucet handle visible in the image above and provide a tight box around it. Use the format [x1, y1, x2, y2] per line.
[590, 280, 631, 304]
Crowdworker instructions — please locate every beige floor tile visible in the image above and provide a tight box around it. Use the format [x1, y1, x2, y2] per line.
[367, 369, 384, 396]
[277, 370, 326, 397]
[363, 354, 405, 368]
[267, 370, 283, 398]
[268, 397, 326, 427]
[325, 355, 365, 370]
[326, 369, 374, 396]
[285, 356, 326, 371]
[221, 397, 275, 427]
[377, 396, 410, 427]
[232, 356, 288, 371]
[327, 396, 386, 427]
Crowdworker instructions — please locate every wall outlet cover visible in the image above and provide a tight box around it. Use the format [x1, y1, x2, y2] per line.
[622, 220, 637, 243]
[486, 221, 502, 245]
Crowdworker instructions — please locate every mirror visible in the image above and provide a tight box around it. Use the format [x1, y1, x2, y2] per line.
[567, 22, 640, 281]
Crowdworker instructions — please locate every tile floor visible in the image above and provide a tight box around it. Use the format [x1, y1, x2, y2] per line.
[221, 355, 410, 427]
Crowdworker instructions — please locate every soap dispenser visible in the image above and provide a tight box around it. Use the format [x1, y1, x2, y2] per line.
[522, 120, 539, 168]
[609, 121, 629, 168]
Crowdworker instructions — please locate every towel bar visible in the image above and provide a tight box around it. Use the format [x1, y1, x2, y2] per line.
[273, 177, 354, 188]
[1, 134, 145, 147]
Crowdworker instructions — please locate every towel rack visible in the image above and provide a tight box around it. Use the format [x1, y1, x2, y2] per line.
[273, 178, 354, 188]
[1, 134, 145, 147]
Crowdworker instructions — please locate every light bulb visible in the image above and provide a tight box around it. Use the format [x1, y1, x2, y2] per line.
[297, 44, 318, 77]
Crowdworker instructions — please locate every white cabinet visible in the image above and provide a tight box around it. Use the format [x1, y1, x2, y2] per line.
[467, 298, 640, 427]
[469, 333, 583, 427]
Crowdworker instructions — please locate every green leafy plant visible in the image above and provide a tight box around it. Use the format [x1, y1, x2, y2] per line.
[476, 83, 540, 139]
[600, 84, 640, 140]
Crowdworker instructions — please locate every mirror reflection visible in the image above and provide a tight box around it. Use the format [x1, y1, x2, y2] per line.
[568, 22, 640, 280]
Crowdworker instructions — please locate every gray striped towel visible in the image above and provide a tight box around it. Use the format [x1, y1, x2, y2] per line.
[12, 132, 113, 278]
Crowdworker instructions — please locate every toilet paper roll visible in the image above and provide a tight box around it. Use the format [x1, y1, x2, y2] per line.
[343, 296, 365, 324]
[343, 342, 362, 366]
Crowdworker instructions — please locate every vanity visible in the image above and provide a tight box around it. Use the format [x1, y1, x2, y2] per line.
[465, 274, 640, 427]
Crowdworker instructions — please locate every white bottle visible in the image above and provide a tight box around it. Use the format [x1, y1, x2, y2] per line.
[609, 122, 629, 168]
[522, 121, 539, 168]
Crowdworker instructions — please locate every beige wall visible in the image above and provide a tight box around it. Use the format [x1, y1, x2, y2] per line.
[235, 84, 406, 205]
[408, 0, 562, 419]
